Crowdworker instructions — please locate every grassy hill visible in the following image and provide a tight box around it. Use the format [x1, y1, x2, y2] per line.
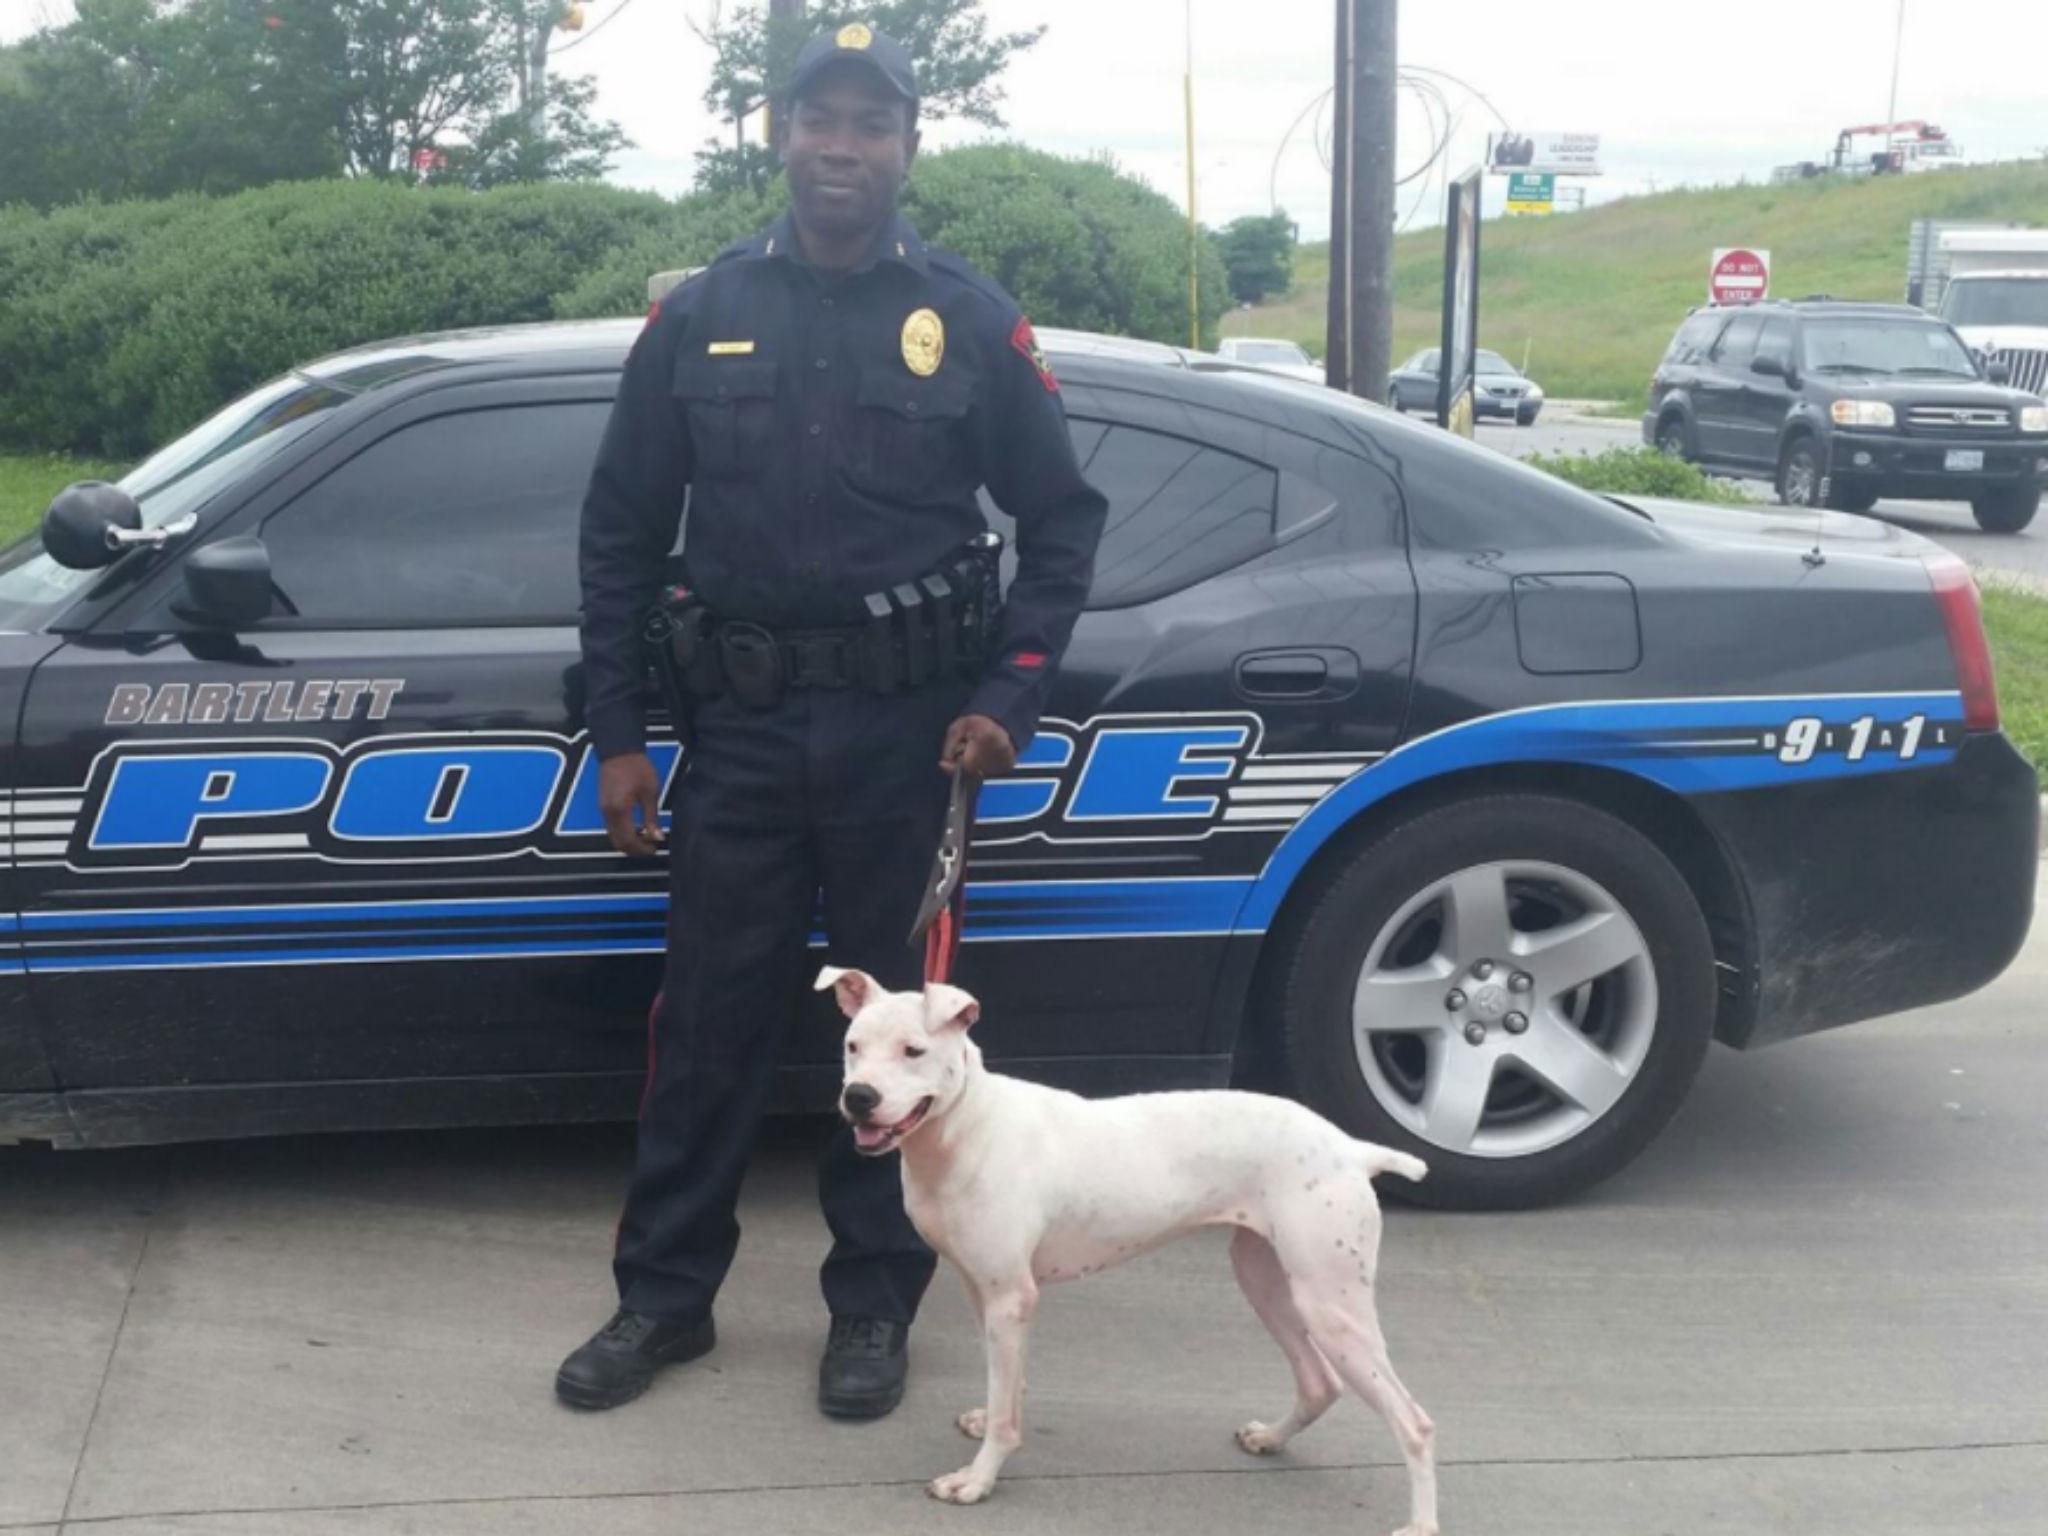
[1225, 161, 2048, 401]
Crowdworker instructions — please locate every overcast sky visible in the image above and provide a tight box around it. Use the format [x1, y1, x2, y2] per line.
[7, 0, 2047, 232]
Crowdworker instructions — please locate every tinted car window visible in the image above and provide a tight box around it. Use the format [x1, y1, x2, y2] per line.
[1665, 311, 1725, 365]
[0, 372, 353, 632]
[1755, 318, 1794, 369]
[263, 404, 607, 627]
[1711, 312, 1762, 367]
[1079, 424, 1277, 608]
[980, 419, 1277, 610]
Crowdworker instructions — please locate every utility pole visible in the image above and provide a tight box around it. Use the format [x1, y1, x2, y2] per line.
[1185, 0, 1201, 349]
[764, 0, 808, 139]
[1325, 0, 1397, 402]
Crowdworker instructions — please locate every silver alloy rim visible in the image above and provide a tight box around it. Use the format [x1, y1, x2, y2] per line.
[1783, 450, 1817, 506]
[1350, 860, 1658, 1159]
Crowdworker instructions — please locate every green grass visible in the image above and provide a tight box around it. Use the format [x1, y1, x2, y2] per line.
[1523, 445, 1750, 504]
[1981, 585, 2048, 770]
[0, 453, 128, 543]
[1224, 161, 2048, 400]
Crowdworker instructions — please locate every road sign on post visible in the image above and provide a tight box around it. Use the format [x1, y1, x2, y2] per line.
[1709, 247, 1771, 306]
[1438, 167, 1482, 438]
[1505, 172, 1554, 215]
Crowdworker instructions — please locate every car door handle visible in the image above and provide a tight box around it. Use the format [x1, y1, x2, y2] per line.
[1234, 648, 1358, 702]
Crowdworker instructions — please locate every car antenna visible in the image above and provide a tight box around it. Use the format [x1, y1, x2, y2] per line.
[1804, 435, 1830, 568]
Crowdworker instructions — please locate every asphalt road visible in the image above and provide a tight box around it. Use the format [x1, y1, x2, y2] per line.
[1503, 407, 2048, 583]
[4, 877, 2046, 1536]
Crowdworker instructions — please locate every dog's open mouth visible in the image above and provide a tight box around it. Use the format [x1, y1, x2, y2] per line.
[851, 1097, 934, 1155]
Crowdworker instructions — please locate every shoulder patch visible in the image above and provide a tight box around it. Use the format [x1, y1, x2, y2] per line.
[1010, 317, 1058, 393]
[644, 299, 662, 327]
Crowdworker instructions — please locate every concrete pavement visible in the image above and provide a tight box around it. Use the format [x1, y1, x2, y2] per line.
[5, 895, 2048, 1535]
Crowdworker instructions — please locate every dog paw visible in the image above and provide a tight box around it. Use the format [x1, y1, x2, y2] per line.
[957, 1407, 987, 1440]
[928, 1467, 995, 1505]
[1235, 1420, 1283, 1455]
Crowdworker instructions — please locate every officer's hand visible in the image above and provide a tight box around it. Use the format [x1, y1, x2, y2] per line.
[599, 752, 666, 856]
[941, 715, 1017, 779]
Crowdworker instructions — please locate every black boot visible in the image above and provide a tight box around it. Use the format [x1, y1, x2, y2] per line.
[817, 1315, 910, 1419]
[555, 1308, 716, 1410]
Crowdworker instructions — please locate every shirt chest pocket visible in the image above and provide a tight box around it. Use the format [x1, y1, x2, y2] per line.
[846, 368, 977, 503]
[673, 358, 779, 481]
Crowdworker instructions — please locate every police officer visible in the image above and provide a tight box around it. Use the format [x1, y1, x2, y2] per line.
[558, 24, 1107, 1419]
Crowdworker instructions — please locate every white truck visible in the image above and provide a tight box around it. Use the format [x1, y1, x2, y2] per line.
[1934, 229, 2048, 397]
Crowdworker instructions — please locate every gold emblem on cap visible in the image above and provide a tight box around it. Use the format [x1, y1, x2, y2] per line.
[901, 307, 944, 377]
[836, 21, 873, 49]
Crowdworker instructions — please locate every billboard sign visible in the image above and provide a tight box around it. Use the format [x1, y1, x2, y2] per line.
[1487, 130, 1602, 177]
[1505, 172, 1555, 216]
[1438, 167, 1483, 438]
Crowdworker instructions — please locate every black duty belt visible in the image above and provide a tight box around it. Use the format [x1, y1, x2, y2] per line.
[647, 532, 1004, 722]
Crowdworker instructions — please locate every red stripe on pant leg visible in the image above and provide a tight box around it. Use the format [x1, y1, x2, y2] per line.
[616, 990, 664, 1256]
[639, 990, 663, 1119]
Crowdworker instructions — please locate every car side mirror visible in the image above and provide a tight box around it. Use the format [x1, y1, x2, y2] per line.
[1988, 359, 2013, 385]
[41, 481, 141, 570]
[173, 536, 276, 628]
[1751, 354, 1788, 380]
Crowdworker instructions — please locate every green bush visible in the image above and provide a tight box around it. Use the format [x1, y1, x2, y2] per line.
[1, 147, 1227, 459]
[558, 145, 1230, 350]
[1522, 446, 1752, 505]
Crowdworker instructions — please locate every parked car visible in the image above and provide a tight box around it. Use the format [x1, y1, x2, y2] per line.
[1389, 348, 1545, 424]
[1644, 298, 2048, 531]
[0, 322, 2033, 1211]
[1214, 336, 1326, 386]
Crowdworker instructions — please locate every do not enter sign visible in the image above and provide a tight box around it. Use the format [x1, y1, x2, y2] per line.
[1709, 247, 1771, 305]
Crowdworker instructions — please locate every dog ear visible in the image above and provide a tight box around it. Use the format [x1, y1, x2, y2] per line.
[814, 966, 878, 1020]
[924, 981, 980, 1034]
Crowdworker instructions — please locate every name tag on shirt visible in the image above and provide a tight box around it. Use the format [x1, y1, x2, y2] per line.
[707, 341, 756, 356]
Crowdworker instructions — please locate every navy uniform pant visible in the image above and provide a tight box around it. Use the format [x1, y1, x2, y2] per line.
[612, 680, 966, 1325]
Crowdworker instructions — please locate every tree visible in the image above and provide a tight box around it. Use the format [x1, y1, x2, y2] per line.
[692, 0, 1044, 193]
[0, 0, 628, 208]
[1215, 211, 1295, 306]
[0, 0, 342, 207]
[232, 0, 629, 186]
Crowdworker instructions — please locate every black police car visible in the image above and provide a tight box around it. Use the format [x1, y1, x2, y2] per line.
[1644, 299, 2048, 531]
[0, 321, 2035, 1210]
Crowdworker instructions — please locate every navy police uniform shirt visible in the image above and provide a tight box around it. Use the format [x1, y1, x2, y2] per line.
[577, 209, 1109, 761]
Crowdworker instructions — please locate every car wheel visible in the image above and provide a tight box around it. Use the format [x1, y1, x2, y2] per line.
[1390, 385, 1410, 413]
[1654, 413, 1690, 460]
[1274, 794, 1716, 1210]
[1777, 436, 1822, 507]
[1516, 407, 1539, 427]
[1972, 486, 2040, 533]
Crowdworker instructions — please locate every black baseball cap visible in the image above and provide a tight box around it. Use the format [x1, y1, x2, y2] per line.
[786, 22, 918, 109]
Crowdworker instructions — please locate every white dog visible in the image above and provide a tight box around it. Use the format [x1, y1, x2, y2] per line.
[817, 965, 1439, 1536]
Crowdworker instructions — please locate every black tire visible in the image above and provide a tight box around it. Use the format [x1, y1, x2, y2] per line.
[1653, 412, 1690, 460]
[1390, 385, 1411, 413]
[1516, 407, 1539, 427]
[1273, 794, 1717, 1210]
[1777, 435, 1822, 507]
[1828, 484, 1879, 514]
[1973, 486, 2040, 533]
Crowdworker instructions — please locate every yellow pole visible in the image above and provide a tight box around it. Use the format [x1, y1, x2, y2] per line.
[1185, 1, 1200, 349]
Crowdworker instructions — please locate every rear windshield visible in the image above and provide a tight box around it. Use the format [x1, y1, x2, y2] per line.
[0, 373, 351, 631]
[1800, 319, 1978, 379]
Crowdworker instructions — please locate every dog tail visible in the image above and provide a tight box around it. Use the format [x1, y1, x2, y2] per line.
[1361, 1144, 1428, 1184]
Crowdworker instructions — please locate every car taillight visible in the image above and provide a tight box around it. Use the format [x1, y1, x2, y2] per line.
[1926, 557, 1999, 731]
